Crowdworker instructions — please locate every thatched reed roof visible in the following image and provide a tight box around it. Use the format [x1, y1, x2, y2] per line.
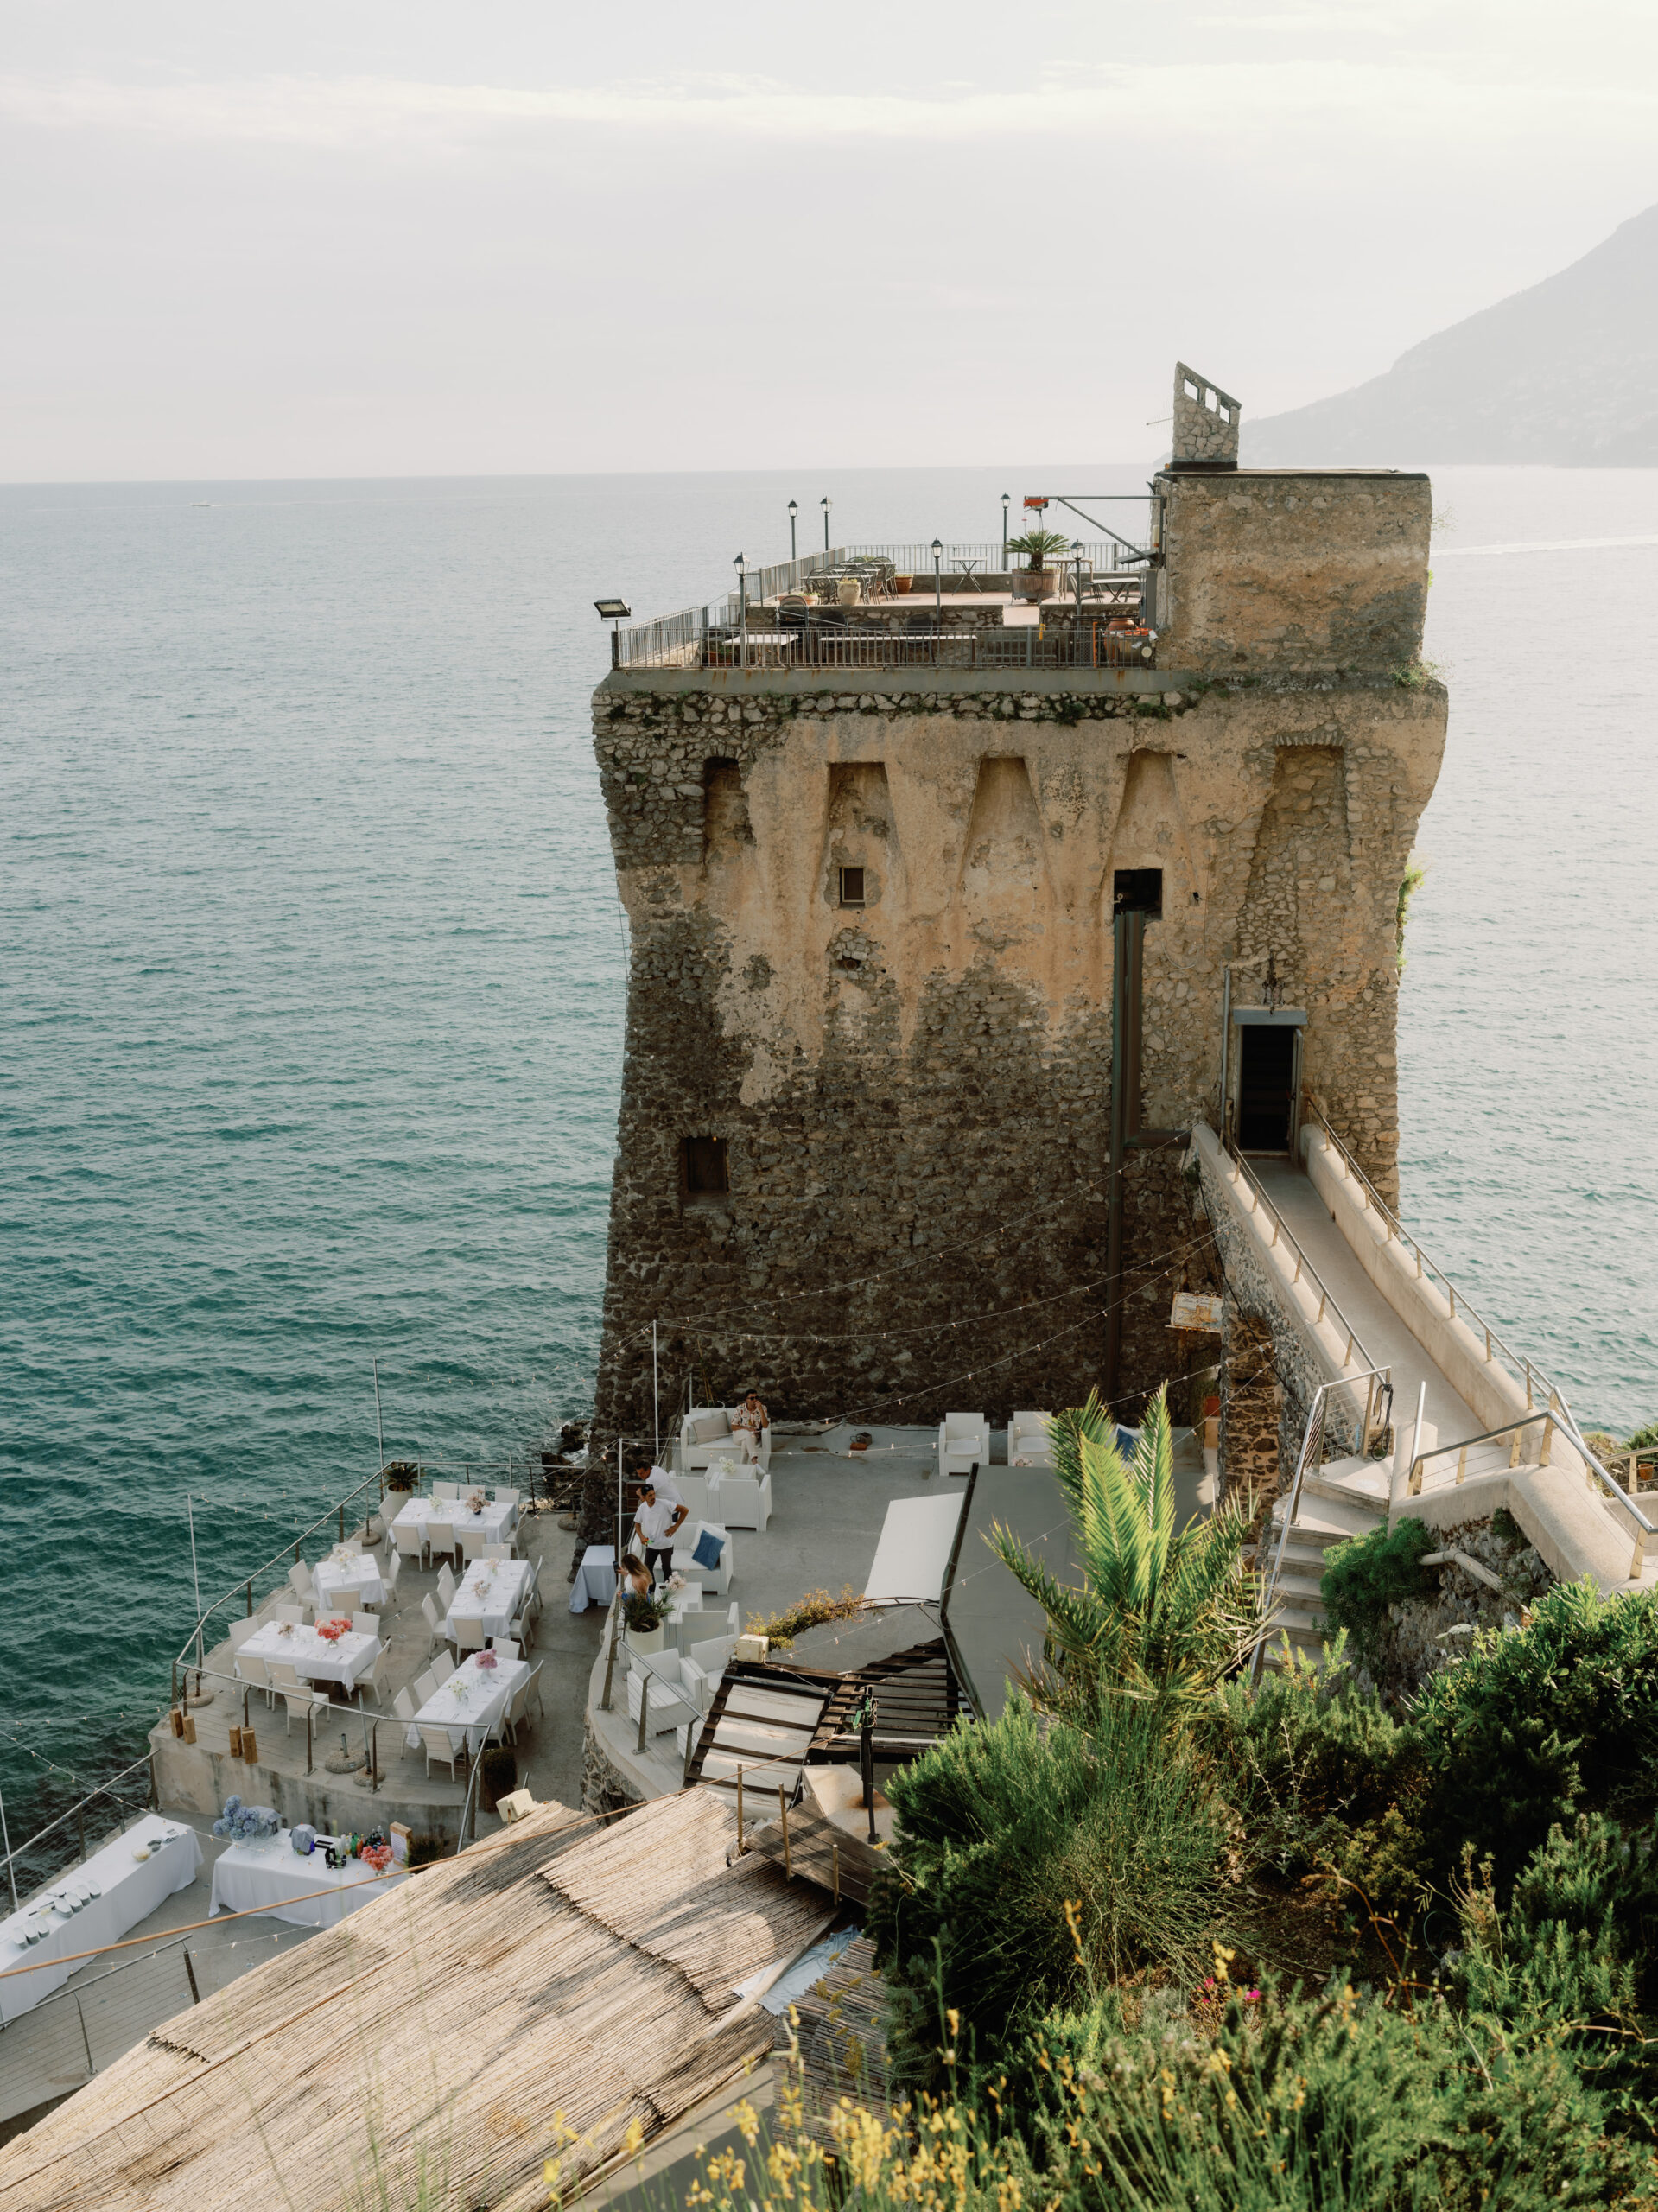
[0, 1793, 835, 2212]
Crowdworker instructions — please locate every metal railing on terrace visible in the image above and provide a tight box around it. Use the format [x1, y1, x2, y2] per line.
[610, 537, 1151, 673]
[700, 626, 1157, 673]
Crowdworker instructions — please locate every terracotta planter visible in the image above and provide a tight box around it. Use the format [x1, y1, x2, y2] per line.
[1011, 570, 1056, 601]
[893, 575, 914, 593]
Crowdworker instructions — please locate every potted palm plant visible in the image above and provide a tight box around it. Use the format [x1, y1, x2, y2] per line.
[623, 1590, 668, 1652]
[1006, 527, 1070, 602]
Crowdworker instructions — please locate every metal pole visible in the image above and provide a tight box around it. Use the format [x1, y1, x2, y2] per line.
[617, 1438, 626, 1572]
[187, 1497, 203, 1669]
[789, 503, 797, 563]
[822, 498, 831, 552]
[1001, 495, 1009, 556]
[1218, 963, 1233, 1140]
[652, 1323, 660, 1465]
[933, 543, 942, 633]
[372, 1357, 385, 1475]
[0, 1785, 19, 1914]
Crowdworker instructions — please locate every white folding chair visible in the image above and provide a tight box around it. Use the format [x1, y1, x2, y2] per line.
[235, 1653, 274, 1709]
[354, 1645, 391, 1708]
[421, 1592, 446, 1657]
[427, 1520, 457, 1571]
[422, 1726, 464, 1781]
[352, 1611, 378, 1638]
[432, 1480, 459, 1501]
[274, 1604, 303, 1625]
[394, 1519, 425, 1565]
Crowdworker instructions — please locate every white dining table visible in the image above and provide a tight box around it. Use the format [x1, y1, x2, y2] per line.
[394, 1496, 517, 1554]
[311, 1551, 387, 1610]
[569, 1543, 617, 1614]
[441, 1556, 528, 1643]
[238, 1620, 381, 1692]
[0, 1815, 204, 2022]
[210, 1831, 406, 1929]
[409, 1652, 528, 1757]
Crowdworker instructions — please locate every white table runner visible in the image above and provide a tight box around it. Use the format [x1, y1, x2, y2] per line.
[442, 1556, 528, 1643]
[409, 1652, 528, 1757]
[0, 1815, 203, 2022]
[238, 1620, 381, 1691]
[311, 1551, 387, 1610]
[210, 1831, 405, 1929]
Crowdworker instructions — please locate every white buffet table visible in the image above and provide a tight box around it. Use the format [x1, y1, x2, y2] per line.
[210, 1831, 406, 1930]
[0, 1814, 204, 2022]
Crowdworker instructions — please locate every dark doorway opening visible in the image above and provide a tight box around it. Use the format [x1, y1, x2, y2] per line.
[1237, 1025, 1296, 1151]
[1113, 868, 1163, 918]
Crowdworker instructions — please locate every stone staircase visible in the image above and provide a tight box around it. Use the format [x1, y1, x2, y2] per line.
[1260, 1453, 1390, 1666]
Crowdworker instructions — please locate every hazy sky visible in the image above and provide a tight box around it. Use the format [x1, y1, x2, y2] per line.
[4, 0, 1656, 480]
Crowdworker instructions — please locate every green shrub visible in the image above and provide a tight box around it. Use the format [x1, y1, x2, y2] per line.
[1456, 1815, 1658, 2131]
[1018, 1976, 1640, 2209]
[1214, 1636, 1415, 1876]
[1319, 1516, 1437, 1666]
[1413, 1580, 1658, 1891]
[867, 1692, 1224, 2094]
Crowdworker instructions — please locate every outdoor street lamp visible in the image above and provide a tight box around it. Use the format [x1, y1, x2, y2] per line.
[1001, 493, 1011, 556]
[594, 597, 631, 669]
[1071, 540, 1085, 627]
[734, 552, 748, 669]
[787, 499, 797, 563]
[931, 537, 943, 635]
[821, 495, 832, 552]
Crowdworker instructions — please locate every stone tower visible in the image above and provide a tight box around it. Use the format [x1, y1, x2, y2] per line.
[582, 372, 1445, 1511]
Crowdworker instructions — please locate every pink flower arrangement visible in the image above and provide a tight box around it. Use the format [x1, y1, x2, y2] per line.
[359, 1843, 393, 1873]
[314, 1616, 353, 1643]
[476, 1649, 499, 1671]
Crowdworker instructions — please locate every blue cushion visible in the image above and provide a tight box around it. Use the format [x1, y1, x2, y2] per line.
[692, 1528, 726, 1571]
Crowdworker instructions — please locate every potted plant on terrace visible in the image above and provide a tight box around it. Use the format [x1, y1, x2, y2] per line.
[623, 1590, 668, 1653]
[382, 1460, 420, 1494]
[1006, 526, 1070, 602]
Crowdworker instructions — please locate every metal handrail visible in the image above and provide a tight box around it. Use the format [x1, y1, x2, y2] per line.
[0, 1751, 158, 1886]
[1408, 1406, 1560, 1493]
[169, 1467, 391, 1697]
[1304, 1102, 1655, 1550]
[1249, 1368, 1394, 1683]
[168, 1661, 390, 1787]
[1223, 1145, 1385, 1385]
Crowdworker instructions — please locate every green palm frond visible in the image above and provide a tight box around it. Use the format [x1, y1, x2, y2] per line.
[989, 1383, 1259, 1713]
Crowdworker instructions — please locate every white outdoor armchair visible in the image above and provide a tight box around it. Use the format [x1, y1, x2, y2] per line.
[670, 1521, 734, 1597]
[1008, 1410, 1055, 1467]
[937, 1411, 988, 1478]
[626, 1650, 702, 1738]
[707, 1465, 772, 1534]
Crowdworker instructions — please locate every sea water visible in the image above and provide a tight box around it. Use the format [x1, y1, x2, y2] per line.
[3, 462, 1655, 1839]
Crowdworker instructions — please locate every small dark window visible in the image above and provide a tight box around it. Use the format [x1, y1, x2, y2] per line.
[1113, 868, 1163, 918]
[682, 1135, 729, 1198]
[838, 865, 866, 906]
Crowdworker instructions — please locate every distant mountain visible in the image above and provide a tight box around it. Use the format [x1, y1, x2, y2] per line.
[1247, 203, 1658, 466]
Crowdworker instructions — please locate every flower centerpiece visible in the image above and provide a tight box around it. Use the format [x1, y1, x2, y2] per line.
[359, 1841, 393, 1873]
[476, 1648, 499, 1672]
[314, 1616, 353, 1643]
[467, 1487, 487, 1516]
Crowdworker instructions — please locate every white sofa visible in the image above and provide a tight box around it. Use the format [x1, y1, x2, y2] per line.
[708, 1465, 772, 1533]
[937, 1411, 988, 1478]
[678, 1407, 772, 1474]
[671, 1520, 734, 1597]
[1008, 1410, 1055, 1467]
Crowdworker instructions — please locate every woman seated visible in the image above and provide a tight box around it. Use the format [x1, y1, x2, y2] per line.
[619, 1553, 654, 1602]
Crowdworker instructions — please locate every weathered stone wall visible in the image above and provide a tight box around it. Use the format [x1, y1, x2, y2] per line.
[1157, 470, 1432, 677]
[583, 664, 1443, 1510]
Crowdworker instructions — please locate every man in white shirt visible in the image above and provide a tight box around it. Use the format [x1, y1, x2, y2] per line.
[630, 1471, 687, 1586]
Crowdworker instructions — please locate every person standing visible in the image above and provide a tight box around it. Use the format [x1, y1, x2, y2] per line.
[630, 1478, 687, 1586]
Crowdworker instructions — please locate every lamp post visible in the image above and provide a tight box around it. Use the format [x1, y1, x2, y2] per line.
[931, 537, 943, 637]
[1072, 539, 1085, 631]
[787, 499, 797, 564]
[821, 496, 832, 552]
[734, 552, 748, 670]
[1001, 493, 1010, 558]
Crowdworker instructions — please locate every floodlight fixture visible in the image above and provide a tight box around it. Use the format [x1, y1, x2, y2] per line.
[594, 599, 630, 620]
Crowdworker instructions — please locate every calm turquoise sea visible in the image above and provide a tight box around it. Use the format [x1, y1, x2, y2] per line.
[3, 462, 1655, 1840]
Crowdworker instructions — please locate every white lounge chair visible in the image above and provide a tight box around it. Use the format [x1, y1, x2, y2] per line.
[937, 1411, 988, 1478]
[677, 1408, 772, 1474]
[1008, 1410, 1055, 1467]
[626, 1651, 701, 1738]
[707, 1466, 772, 1534]
[670, 1521, 734, 1598]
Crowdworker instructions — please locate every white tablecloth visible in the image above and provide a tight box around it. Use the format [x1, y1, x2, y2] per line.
[395, 1497, 517, 1552]
[311, 1552, 387, 1610]
[238, 1621, 382, 1691]
[0, 1815, 203, 2023]
[210, 1831, 406, 1929]
[409, 1653, 528, 1757]
[442, 1556, 528, 1643]
[569, 1544, 617, 1614]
